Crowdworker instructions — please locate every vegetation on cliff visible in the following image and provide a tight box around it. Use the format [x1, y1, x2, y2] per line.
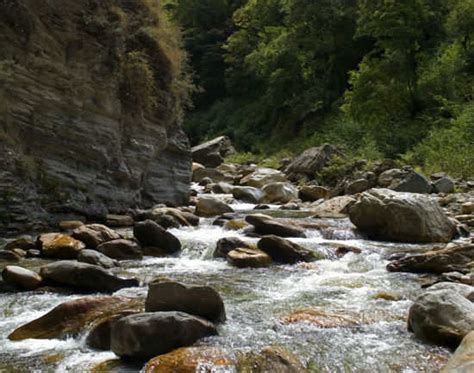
[168, 0, 474, 177]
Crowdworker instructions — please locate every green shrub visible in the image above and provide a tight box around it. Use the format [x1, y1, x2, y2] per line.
[119, 51, 157, 114]
[403, 103, 474, 178]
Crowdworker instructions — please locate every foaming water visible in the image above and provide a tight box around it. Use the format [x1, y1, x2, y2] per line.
[0, 202, 451, 372]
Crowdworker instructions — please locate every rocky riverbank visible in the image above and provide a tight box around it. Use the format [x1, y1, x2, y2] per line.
[0, 137, 473, 371]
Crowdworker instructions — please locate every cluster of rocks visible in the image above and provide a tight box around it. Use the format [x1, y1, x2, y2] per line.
[1, 218, 188, 292]
[7, 276, 307, 371]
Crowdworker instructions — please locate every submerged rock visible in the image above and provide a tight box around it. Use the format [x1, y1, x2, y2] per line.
[280, 308, 358, 328]
[37, 233, 85, 259]
[9, 296, 141, 341]
[257, 235, 319, 264]
[387, 243, 474, 274]
[195, 197, 234, 217]
[237, 346, 307, 373]
[2, 266, 43, 290]
[133, 220, 181, 254]
[145, 347, 233, 373]
[39, 261, 138, 293]
[97, 239, 143, 260]
[349, 189, 457, 243]
[227, 247, 272, 268]
[408, 282, 474, 347]
[246, 214, 306, 238]
[110, 312, 217, 360]
[72, 224, 121, 249]
[145, 280, 226, 323]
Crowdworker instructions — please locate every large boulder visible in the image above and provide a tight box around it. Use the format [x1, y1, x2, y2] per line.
[72, 224, 121, 249]
[284, 144, 337, 179]
[349, 189, 457, 243]
[97, 239, 143, 260]
[2, 266, 43, 290]
[145, 347, 233, 373]
[240, 168, 287, 188]
[37, 233, 85, 259]
[262, 182, 298, 204]
[39, 261, 139, 292]
[442, 331, 474, 372]
[432, 177, 455, 194]
[245, 214, 306, 238]
[77, 249, 118, 269]
[145, 281, 226, 323]
[257, 235, 319, 264]
[408, 282, 474, 347]
[195, 197, 234, 217]
[86, 310, 139, 350]
[387, 244, 474, 274]
[8, 296, 141, 341]
[232, 186, 264, 203]
[393, 171, 432, 194]
[133, 220, 181, 254]
[227, 247, 272, 268]
[110, 311, 218, 360]
[191, 136, 236, 168]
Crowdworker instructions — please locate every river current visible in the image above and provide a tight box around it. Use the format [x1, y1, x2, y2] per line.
[0, 195, 451, 372]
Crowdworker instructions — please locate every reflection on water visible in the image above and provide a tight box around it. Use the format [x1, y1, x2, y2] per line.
[0, 202, 450, 372]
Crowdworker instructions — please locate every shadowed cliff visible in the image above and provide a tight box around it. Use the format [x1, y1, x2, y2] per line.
[0, 0, 192, 235]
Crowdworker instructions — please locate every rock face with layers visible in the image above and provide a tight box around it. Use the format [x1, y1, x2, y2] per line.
[0, 0, 191, 236]
[349, 189, 456, 243]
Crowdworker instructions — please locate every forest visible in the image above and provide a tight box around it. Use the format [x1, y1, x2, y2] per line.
[167, 0, 474, 177]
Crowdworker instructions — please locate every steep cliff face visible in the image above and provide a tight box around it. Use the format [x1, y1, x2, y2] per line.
[0, 0, 192, 235]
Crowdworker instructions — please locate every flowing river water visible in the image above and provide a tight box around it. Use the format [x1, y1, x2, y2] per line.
[0, 193, 452, 372]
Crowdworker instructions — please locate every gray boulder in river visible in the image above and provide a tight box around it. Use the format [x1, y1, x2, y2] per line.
[349, 189, 456, 243]
[145, 280, 226, 323]
[39, 261, 138, 292]
[408, 282, 474, 347]
[110, 311, 217, 360]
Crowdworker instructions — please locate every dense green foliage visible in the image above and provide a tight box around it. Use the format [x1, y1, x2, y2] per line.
[170, 0, 474, 176]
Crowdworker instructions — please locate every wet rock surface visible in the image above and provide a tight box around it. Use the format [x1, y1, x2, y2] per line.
[145, 281, 226, 323]
[349, 189, 457, 243]
[110, 311, 218, 361]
